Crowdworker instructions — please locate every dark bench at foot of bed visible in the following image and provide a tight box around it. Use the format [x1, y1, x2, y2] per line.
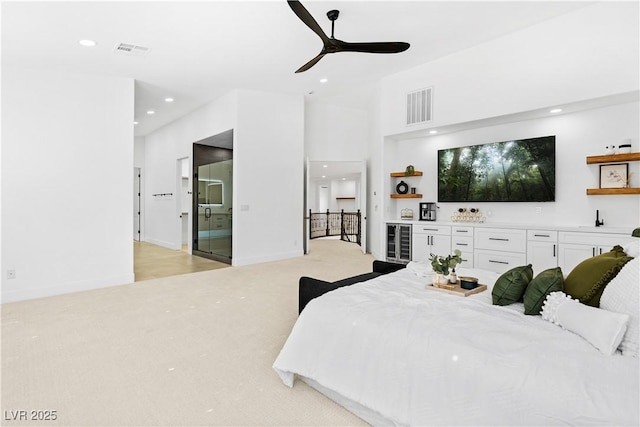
[298, 260, 406, 314]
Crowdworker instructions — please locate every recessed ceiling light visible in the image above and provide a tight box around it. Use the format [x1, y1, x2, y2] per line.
[342, 177, 346, 180]
[429, 130, 438, 134]
[79, 39, 97, 47]
[550, 108, 563, 114]
[134, 121, 139, 125]
[165, 97, 174, 103]
[320, 78, 328, 83]
[147, 110, 155, 115]
[323, 165, 328, 168]
[322, 175, 326, 178]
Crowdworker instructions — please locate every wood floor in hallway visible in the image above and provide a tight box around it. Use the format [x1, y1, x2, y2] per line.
[133, 241, 228, 281]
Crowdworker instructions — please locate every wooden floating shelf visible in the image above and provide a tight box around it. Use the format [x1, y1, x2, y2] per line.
[586, 188, 640, 195]
[336, 197, 356, 200]
[586, 152, 640, 164]
[390, 171, 423, 177]
[390, 194, 423, 199]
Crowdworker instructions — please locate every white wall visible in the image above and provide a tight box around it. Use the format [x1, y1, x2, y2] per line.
[1, 67, 134, 302]
[387, 101, 639, 227]
[143, 91, 238, 249]
[143, 89, 304, 266]
[380, 1, 639, 136]
[304, 102, 369, 160]
[362, 1, 640, 259]
[233, 90, 304, 265]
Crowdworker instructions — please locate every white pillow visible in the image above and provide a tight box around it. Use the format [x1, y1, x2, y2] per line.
[541, 291, 629, 355]
[600, 257, 639, 357]
[622, 239, 640, 257]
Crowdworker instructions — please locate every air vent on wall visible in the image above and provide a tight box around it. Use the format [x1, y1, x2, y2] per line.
[406, 87, 433, 126]
[113, 43, 151, 57]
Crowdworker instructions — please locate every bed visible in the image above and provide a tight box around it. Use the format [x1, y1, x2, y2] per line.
[273, 247, 639, 426]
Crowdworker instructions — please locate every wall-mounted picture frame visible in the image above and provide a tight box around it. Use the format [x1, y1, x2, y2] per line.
[599, 163, 629, 188]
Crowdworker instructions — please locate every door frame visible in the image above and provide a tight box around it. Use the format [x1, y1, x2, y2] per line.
[175, 157, 190, 252]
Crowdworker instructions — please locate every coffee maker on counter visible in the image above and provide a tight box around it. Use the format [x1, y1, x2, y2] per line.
[419, 202, 437, 221]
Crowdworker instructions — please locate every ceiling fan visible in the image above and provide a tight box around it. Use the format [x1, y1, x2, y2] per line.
[287, 0, 410, 73]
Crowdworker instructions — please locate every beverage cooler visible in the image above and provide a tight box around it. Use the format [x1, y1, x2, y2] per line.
[386, 223, 412, 264]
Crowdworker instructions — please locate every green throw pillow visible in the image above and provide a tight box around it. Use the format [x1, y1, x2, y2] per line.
[564, 245, 633, 307]
[523, 267, 564, 315]
[492, 264, 534, 306]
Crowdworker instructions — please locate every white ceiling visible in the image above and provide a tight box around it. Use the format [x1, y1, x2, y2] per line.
[1, 1, 591, 137]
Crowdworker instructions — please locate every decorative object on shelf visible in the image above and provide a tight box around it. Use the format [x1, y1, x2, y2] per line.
[429, 249, 462, 285]
[605, 145, 616, 155]
[619, 142, 632, 154]
[586, 152, 640, 195]
[410, 187, 416, 194]
[405, 165, 415, 176]
[419, 202, 437, 221]
[396, 180, 409, 194]
[599, 163, 629, 188]
[451, 207, 485, 222]
[401, 208, 414, 220]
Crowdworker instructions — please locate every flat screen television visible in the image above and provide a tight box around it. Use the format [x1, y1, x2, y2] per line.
[438, 135, 555, 202]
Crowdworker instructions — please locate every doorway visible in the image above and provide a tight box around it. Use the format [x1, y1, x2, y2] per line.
[305, 160, 367, 254]
[192, 131, 233, 264]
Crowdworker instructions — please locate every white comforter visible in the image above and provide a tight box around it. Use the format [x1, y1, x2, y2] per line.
[273, 268, 639, 426]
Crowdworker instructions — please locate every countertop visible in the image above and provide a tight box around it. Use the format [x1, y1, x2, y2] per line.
[386, 220, 635, 235]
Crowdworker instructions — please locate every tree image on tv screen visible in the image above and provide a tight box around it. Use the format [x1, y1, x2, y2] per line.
[438, 136, 555, 202]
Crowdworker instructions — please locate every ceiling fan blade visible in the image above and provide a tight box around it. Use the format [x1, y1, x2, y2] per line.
[287, 0, 329, 43]
[336, 41, 410, 54]
[295, 52, 326, 73]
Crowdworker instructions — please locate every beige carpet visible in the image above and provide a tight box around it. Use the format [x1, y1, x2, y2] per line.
[1, 239, 373, 426]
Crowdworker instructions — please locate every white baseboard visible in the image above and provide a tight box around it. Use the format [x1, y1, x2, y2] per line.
[1, 273, 135, 303]
[232, 249, 304, 267]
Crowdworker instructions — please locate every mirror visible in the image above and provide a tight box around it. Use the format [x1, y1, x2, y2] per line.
[197, 163, 225, 206]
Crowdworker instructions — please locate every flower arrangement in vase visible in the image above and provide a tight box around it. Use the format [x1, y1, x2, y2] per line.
[429, 249, 462, 285]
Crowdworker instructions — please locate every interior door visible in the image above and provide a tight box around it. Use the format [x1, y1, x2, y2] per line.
[192, 142, 233, 264]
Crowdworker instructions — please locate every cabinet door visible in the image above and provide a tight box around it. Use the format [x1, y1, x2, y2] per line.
[527, 240, 557, 272]
[398, 225, 412, 263]
[431, 234, 452, 260]
[558, 243, 595, 274]
[411, 233, 430, 262]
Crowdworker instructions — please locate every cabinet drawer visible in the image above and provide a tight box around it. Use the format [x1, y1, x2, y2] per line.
[452, 226, 474, 236]
[527, 230, 558, 242]
[452, 236, 473, 252]
[413, 225, 451, 235]
[558, 231, 632, 247]
[475, 249, 527, 274]
[452, 236, 474, 266]
[475, 228, 526, 253]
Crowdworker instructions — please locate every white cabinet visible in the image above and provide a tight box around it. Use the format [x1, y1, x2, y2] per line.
[412, 225, 451, 262]
[558, 232, 634, 273]
[474, 227, 527, 273]
[527, 230, 558, 272]
[451, 226, 474, 267]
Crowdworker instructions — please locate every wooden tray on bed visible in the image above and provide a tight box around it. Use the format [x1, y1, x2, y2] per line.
[428, 281, 487, 297]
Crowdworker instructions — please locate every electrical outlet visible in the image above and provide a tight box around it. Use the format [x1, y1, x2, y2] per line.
[7, 269, 16, 280]
[535, 206, 543, 215]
